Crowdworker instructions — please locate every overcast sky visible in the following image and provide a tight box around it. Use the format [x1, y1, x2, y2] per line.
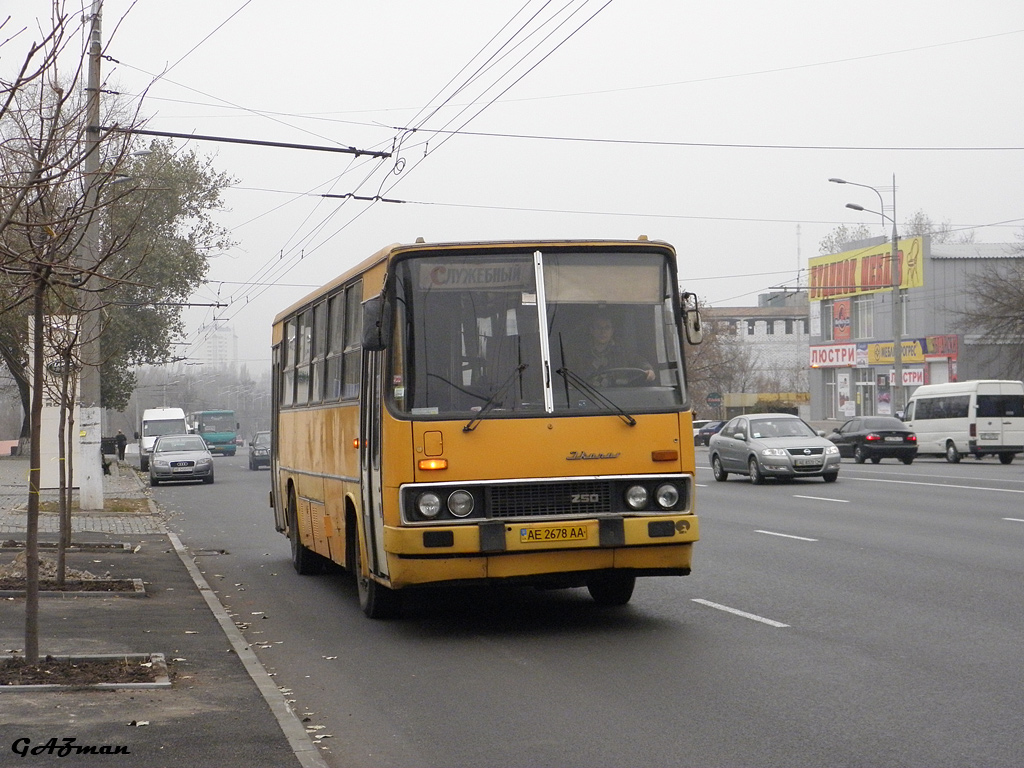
[7, 1, 1024, 371]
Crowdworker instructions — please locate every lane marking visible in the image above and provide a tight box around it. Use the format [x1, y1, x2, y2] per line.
[692, 599, 789, 628]
[756, 530, 817, 541]
[793, 494, 849, 503]
[853, 477, 1024, 494]
[1004, 517, 1024, 522]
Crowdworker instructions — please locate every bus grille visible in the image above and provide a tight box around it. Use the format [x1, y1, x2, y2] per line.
[489, 480, 610, 518]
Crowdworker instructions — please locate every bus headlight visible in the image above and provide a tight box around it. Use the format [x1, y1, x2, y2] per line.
[655, 483, 680, 509]
[416, 492, 442, 519]
[447, 490, 474, 518]
[625, 484, 649, 510]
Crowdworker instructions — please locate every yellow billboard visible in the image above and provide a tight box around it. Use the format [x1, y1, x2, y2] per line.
[809, 236, 923, 301]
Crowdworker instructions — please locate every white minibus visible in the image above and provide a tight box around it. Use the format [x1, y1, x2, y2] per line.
[903, 380, 1024, 463]
[136, 407, 187, 471]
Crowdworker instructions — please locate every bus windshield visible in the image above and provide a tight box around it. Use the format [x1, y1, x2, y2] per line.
[199, 413, 235, 431]
[389, 249, 686, 419]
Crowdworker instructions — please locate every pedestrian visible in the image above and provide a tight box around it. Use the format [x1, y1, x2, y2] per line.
[115, 429, 127, 461]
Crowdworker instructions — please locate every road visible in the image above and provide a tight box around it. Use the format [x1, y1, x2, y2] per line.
[145, 448, 1024, 767]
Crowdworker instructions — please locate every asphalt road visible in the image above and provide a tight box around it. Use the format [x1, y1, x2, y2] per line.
[146, 449, 1024, 767]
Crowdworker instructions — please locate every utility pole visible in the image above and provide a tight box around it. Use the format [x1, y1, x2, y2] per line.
[78, 0, 104, 510]
[890, 173, 903, 417]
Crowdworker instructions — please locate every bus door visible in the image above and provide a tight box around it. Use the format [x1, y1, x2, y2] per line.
[359, 349, 390, 581]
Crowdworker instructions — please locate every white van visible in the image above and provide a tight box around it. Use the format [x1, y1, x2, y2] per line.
[136, 407, 187, 471]
[903, 380, 1024, 463]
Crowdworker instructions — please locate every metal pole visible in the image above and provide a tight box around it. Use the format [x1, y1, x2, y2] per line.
[891, 174, 903, 417]
[78, 0, 104, 510]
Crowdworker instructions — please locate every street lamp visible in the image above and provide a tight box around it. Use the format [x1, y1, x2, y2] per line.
[832, 176, 903, 416]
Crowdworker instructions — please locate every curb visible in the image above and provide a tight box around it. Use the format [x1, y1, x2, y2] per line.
[165, 530, 329, 768]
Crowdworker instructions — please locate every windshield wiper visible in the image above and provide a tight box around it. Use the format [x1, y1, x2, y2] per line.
[555, 367, 636, 427]
[463, 364, 528, 432]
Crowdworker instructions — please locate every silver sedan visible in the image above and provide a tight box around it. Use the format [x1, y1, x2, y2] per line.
[149, 434, 215, 485]
[709, 413, 840, 484]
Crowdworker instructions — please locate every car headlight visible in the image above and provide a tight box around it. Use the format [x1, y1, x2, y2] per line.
[624, 484, 649, 510]
[416, 492, 442, 519]
[153, 460, 169, 468]
[825, 445, 840, 455]
[761, 448, 788, 457]
[196, 457, 212, 466]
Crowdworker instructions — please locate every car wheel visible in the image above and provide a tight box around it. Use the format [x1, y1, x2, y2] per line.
[901, 457, 914, 465]
[587, 573, 636, 606]
[822, 471, 838, 483]
[711, 455, 728, 482]
[945, 442, 961, 463]
[999, 453, 1014, 465]
[854, 444, 868, 464]
[748, 457, 764, 485]
[870, 456, 881, 464]
[149, 475, 159, 486]
[203, 472, 214, 484]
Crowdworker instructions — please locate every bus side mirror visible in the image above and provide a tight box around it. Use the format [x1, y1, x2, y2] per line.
[681, 291, 704, 345]
[362, 295, 393, 351]
[134, 432, 140, 440]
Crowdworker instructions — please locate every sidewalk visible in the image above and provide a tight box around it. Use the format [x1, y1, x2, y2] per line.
[0, 456, 326, 768]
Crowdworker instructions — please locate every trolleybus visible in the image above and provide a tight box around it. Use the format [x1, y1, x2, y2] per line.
[270, 237, 704, 617]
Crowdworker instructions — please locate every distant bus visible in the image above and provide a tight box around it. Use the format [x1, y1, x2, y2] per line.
[904, 379, 1024, 463]
[187, 409, 239, 457]
[271, 237, 705, 618]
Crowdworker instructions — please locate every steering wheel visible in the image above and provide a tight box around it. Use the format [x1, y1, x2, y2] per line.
[594, 367, 650, 386]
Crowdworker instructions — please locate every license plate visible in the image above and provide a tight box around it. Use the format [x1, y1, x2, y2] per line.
[884, 436, 903, 442]
[173, 467, 192, 473]
[794, 457, 822, 466]
[519, 524, 588, 543]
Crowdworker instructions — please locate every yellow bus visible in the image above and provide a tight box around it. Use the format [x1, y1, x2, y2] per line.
[270, 237, 704, 617]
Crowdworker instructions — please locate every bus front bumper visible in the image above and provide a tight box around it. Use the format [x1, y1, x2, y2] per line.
[382, 515, 698, 589]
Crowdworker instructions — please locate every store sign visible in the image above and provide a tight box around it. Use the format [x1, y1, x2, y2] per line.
[808, 236, 924, 301]
[810, 344, 857, 368]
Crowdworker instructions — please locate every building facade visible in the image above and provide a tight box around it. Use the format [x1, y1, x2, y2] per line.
[807, 237, 1022, 420]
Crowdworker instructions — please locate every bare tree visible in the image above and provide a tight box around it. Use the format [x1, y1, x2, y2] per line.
[819, 223, 873, 255]
[1, 1, 149, 662]
[954, 234, 1024, 380]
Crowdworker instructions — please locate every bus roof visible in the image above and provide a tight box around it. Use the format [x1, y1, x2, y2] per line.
[271, 237, 675, 327]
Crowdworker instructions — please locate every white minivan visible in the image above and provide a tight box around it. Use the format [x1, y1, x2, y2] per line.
[903, 379, 1024, 463]
[136, 407, 188, 471]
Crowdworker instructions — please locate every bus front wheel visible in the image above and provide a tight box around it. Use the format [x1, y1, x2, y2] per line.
[586, 573, 636, 606]
[355, 540, 400, 619]
[288, 488, 324, 576]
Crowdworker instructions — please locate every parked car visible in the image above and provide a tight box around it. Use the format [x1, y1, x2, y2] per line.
[149, 434, 214, 485]
[692, 419, 713, 445]
[696, 420, 726, 446]
[828, 416, 918, 464]
[709, 413, 840, 484]
[248, 431, 271, 470]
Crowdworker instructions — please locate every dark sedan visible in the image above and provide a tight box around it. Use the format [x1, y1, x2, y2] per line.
[829, 416, 917, 464]
[696, 420, 725, 446]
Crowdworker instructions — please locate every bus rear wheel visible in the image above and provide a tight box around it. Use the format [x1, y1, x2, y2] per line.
[355, 540, 400, 619]
[586, 573, 636, 606]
